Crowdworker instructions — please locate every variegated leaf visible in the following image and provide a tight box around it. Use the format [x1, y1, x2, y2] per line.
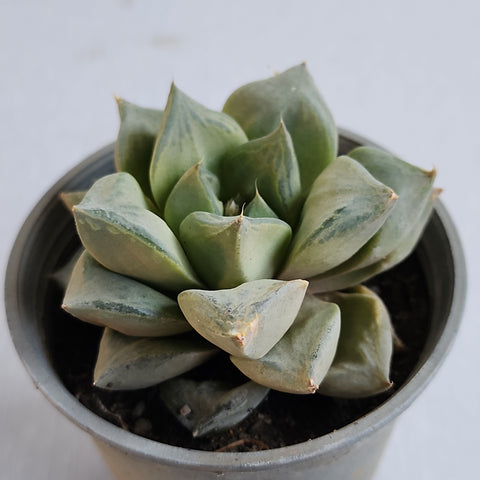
[94, 329, 218, 390]
[307, 189, 438, 293]
[73, 172, 202, 292]
[317, 285, 393, 397]
[150, 84, 247, 213]
[223, 64, 337, 192]
[231, 295, 340, 394]
[63, 251, 191, 337]
[309, 147, 436, 283]
[279, 156, 398, 280]
[178, 279, 308, 359]
[179, 211, 292, 289]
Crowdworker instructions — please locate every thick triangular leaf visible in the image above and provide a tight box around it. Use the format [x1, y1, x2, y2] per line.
[73, 172, 202, 292]
[223, 64, 337, 192]
[317, 285, 393, 397]
[94, 329, 218, 390]
[231, 295, 340, 394]
[307, 189, 438, 293]
[279, 156, 398, 280]
[220, 121, 302, 224]
[348, 146, 435, 267]
[114, 98, 163, 198]
[179, 211, 292, 289]
[178, 279, 308, 359]
[158, 378, 269, 437]
[312, 147, 436, 280]
[244, 186, 279, 219]
[150, 84, 247, 213]
[164, 163, 223, 236]
[63, 251, 192, 337]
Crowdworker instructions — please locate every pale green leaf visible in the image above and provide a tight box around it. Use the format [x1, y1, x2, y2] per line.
[164, 163, 223, 236]
[63, 251, 192, 337]
[150, 84, 247, 213]
[307, 189, 438, 293]
[219, 121, 302, 224]
[313, 146, 436, 279]
[223, 64, 337, 192]
[93, 329, 218, 390]
[158, 378, 269, 437]
[231, 295, 340, 394]
[279, 156, 398, 280]
[73, 172, 202, 292]
[179, 211, 292, 289]
[178, 279, 308, 359]
[114, 98, 163, 198]
[317, 285, 393, 397]
[244, 186, 279, 219]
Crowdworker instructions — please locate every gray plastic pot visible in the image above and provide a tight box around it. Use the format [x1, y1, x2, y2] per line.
[5, 130, 466, 480]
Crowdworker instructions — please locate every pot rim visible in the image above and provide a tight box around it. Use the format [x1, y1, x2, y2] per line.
[4, 130, 467, 472]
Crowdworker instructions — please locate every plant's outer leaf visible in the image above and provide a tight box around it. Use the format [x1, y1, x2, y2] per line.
[93, 329, 218, 390]
[178, 279, 308, 359]
[73, 172, 202, 293]
[309, 147, 436, 284]
[150, 84, 247, 213]
[317, 285, 393, 397]
[60, 191, 87, 212]
[114, 98, 163, 198]
[347, 146, 436, 267]
[220, 122, 302, 225]
[179, 211, 292, 289]
[164, 163, 223, 236]
[223, 64, 337, 193]
[63, 251, 192, 337]
[158, 378, 269, 437]
[244, 187, 279, 219]
[279, 156, 398, 280]
[231, 295, 340, 394]
[307, 189, 438, 293]
[51, 248, 84, 290]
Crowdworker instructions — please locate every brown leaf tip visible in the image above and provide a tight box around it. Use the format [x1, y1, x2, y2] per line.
[233, 314, 259, 348]
[307, 378, 319, 393]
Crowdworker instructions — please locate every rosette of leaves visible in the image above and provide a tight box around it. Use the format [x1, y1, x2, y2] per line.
[61, 64, 437, 437]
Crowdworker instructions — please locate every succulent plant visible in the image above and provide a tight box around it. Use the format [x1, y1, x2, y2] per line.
[61, 64, 437, 437]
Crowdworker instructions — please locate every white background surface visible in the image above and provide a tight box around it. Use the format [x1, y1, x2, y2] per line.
[1, 1, 478, 478]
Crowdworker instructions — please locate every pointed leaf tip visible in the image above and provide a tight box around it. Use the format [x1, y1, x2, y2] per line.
[223, 64, 337, 192]
[280, 156, 398, 280]
[93, 329, 218, 390]
[178, 279, 308, 359]
[63, 251, 192, 337]
[114, 98, 164, 197]
[231, 295, 340, 394]
[73, 172, 202, 293]
[179, 211, 292, 289]
[150, 85, 247, 213]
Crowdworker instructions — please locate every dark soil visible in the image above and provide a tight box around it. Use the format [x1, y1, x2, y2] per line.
[46, 251, 429, 452]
